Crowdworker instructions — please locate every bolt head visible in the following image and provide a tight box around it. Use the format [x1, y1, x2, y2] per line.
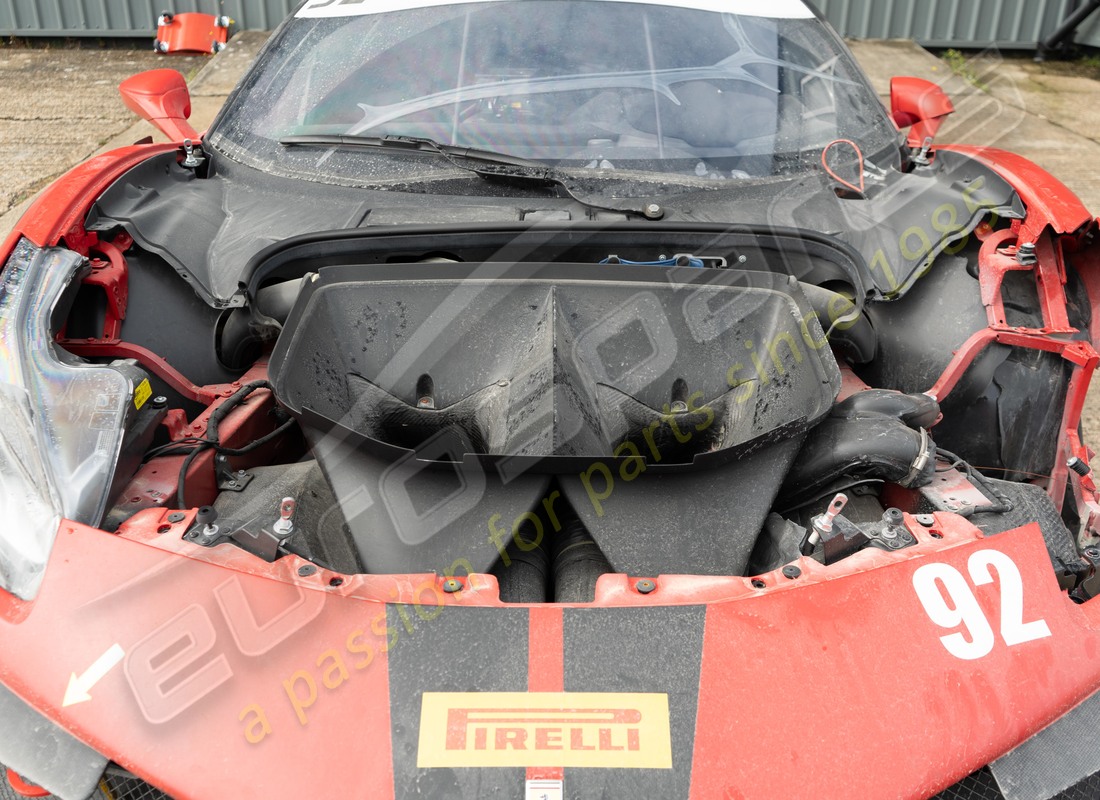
[643, 203, 664, 220]
[443, 578, 463, 593]
[635, 579, 657, 594]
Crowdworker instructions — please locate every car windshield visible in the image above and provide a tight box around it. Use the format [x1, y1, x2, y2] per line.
[208, 0, 902, 199]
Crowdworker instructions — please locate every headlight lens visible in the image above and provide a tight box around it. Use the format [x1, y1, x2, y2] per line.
[0, 239, 135, 599]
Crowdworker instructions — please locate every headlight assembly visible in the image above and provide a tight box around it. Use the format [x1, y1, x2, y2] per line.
[0, 239, 137, 600]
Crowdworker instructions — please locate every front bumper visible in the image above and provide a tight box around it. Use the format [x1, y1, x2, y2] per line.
[1, 512, 1099, 800]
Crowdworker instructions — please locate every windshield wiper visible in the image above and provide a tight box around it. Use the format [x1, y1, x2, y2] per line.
[279, 134, 663, 218]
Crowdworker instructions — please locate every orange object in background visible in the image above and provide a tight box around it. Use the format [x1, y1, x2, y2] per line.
[154, 12, 231, 55]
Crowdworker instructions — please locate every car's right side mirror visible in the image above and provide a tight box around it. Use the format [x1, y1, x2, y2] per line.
[119, 69, 199, 142]
[890, 77, 955, 149]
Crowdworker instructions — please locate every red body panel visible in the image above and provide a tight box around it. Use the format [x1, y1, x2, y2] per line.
[0, 143, 178, 262]
[939, 145, 1095, 243]
[155, 13, 229, 55]
[0, 516, 1098, 799]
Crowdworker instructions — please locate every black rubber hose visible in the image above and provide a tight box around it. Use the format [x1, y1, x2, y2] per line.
[780, 391, 939, 509]
[216, 279, 306, 370]
[492, 518, 550, 604]
[552, 517, 614, 604]
[799, 284, 878, 365]
[780, 416, 934, 507]
[832, 389, 941, 429]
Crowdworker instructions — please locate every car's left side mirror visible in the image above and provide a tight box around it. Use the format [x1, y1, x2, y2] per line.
[890, 77, 955, 150]
[119, 69, 200, 142]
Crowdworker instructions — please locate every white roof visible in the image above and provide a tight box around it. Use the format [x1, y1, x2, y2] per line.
[297, 0, 814, 19]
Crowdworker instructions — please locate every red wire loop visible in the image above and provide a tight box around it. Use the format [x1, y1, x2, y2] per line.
[822, 139, 866, 195]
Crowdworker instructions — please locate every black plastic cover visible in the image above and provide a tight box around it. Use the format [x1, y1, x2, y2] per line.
[270, 262, 841, 471]
[269, 261, 839, 576]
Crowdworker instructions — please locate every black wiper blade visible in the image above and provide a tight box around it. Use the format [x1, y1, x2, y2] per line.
[281, 134, 546, 170]
[279, 134, 660, 218]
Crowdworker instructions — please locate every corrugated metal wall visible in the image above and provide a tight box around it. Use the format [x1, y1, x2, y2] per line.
[0, 0, 1094, 50]
[1, 1, 295, 36]
[815, 0, 1074, 49]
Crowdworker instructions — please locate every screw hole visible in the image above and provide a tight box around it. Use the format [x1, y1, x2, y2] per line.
[930, 531, 944, 539]
[156, 524, 171, 534]
[751, 579, 767, 589]
[329, 577, 344, 587]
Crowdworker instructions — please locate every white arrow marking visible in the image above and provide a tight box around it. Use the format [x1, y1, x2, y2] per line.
[62, 644, 125, 708]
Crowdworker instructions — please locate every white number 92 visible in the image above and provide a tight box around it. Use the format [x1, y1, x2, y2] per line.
[912, 550, 1052, 661]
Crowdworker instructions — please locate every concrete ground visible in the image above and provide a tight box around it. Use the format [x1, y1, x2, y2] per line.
[0, 32, 266, 232]
[1, 34, 1099, 431]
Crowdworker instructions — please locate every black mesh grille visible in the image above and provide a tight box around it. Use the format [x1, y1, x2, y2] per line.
[934, 767, 1005, 800]
[99, 766, 172, 800]
[1, 764, 171, 800]
[1054, 771, 1100, 800]
[934, 766, 1100, 800]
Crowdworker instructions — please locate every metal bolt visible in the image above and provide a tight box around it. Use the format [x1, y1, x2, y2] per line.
[273, 497, 296, 537]
[816, 493, 849, 535]
[151, 395, 168, 408]
[782, 565, 802, 580]
[636, 579, 657, 594]
[195, 505, 219, 538]
[1068, 457, 1092, 477]
[882, 508, 904, 527]
[181, 139, 205, 169]
[1085, 547, 1100, 560]
[297, 565, 317, 577]
[644, 203, 664, 220]
[1017, 241, 1037, 265]
[442, 578, 463, 593]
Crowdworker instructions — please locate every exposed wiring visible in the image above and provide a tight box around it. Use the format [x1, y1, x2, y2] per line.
[821, 138, 865, 195]
[142, 437, 204, 463]
[176, 381, 295, 509]
[935, 448, 1014, 515]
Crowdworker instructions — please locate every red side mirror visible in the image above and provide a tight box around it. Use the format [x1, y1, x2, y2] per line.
[890, 77, 955, 150]
[119, 69, 199, 142]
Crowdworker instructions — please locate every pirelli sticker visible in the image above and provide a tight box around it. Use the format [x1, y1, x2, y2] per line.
[417, 692, 673, 769]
